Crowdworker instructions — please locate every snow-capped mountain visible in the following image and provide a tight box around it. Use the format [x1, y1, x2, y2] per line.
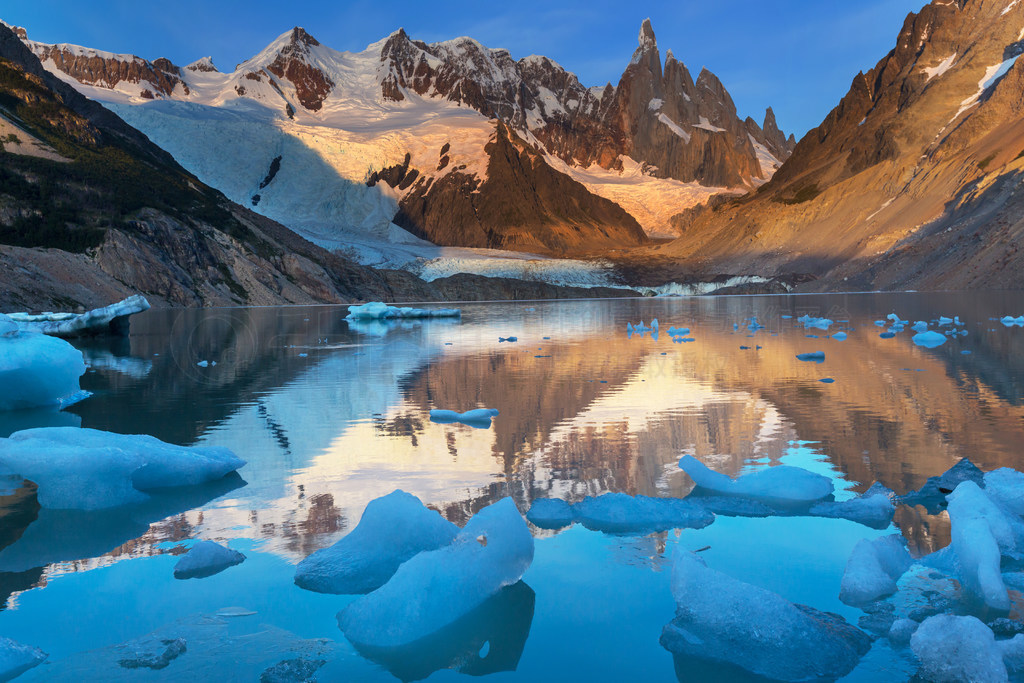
[17, 21, 793, 260]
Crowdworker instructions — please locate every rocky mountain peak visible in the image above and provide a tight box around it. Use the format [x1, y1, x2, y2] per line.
[185, 56, 217, 73]
[259, 27, 334, 112]
[288, 27, 320, 50]
[639, 18, 657, 50]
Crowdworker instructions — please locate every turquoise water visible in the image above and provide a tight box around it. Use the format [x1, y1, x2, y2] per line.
[3, 292, 1024, 681]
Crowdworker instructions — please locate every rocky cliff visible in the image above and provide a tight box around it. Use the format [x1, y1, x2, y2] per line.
[654, 0, 1024, 291]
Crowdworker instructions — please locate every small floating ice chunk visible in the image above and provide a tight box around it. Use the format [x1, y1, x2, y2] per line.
[798, 315, 833, 330]
[498, 337, 517, 343]
[0, 427, 245, 510]
[295, 490, 458, 594]
[0, 322, 87, 411]
[525, 498, 574, 530]
[1001, 316, 1024, 327]
[338, 498, 534, 648]
[173, 540, 245, 580]
[667, 327, 690, 338]
[888, 618, 918, 647]
[880, 332, 896, 339]
[660, 551, 871, 681]
[796, 351, 825, 363]
[839, 534, 912, 605]
[429, 408, 500, 429]
[679, 455, 833, 504]
[571, 493, 714, 534]
[832, 332, 848, 341]
[913, 330, 947, 348]
[346, 302, 461, 321]
[819, 378, 835, 384]
[912, 321, 929, 332]
[0, 637, 47, 680]
[911, 615, 1008, 683]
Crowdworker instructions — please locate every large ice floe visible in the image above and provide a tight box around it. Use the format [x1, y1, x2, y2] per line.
[173, 540, 246, 580]
[678, 454, 834, 505]
[345, 302, 461, 321]
[0, 427, 245, 510]
[0, 637, 47, 681]
[660, 551, 871, 681]
[338, 497, 533, 648]
[567, 493, 714, 534]
[0, 316, 88, 411]
[5, 295, 150, 338]
[911, 615, 1012, 683]
[295, 490, 458, 594]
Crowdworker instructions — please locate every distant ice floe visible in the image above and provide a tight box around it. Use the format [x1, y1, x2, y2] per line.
[338, 497, 533, 648]
[429, 408, 500, 429]
[660, 551, 871, 681]
[295, 490, 458, 594]
[798, 315, 833, 330]
[173, 540, 246, 580]
[0, 427, 245, 510]
[796, 351, 826, 363]
[912, 330, 947, 348]
[0, 315, 89, 411]
[346, 302, 461, 321]
[5, 295, 150, 338]
[1002, 316, 1024, 327]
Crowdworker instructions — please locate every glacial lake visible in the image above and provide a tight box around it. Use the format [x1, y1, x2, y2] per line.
[3, 292, 1024, 681]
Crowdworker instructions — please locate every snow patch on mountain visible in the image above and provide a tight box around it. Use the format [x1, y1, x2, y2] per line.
[923, 53, 957, 82]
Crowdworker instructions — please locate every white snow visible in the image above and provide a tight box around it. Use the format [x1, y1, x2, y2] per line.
[838, 534, 912, 605]
[679, 455, 834, 504]
[693, 116, 726, 133]
[923, 53, 957, 82]
[748, 133, 782, 177]
[338, 497, 533, 648]
[429, 408, 500, 428]
[0, 427, 245, 510]
[660, 551, 870, 681]
[7, 295, 150, 337]
[0, 323, 87, 411]
[295, 490, 458, 594]
[657, 113, 691, 142]
[1002, 0, 1021, 16]
[346, 302, 461, 320]
[911, 615, 1008, 683]
[953, 55, 1022, 121]
[173, 540, 246, 579]
[0, 637, 47, 681]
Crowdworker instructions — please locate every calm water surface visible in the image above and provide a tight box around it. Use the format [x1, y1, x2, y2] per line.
[3, 292, 1024, 681]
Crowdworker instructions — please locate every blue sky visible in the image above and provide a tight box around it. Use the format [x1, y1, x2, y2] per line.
[5, 0, 926, 136]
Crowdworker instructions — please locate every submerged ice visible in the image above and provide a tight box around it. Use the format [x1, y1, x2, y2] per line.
[295, 489, 458, 594]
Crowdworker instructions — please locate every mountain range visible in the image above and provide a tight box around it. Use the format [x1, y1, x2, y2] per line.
[2, 0, 1023, 307]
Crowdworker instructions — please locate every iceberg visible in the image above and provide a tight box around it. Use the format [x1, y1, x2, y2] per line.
[5, 295, 150, 338]
[0, 427, 245, 510]
[338, 498, 533, 648]
[570, 493, 714, 534]
[0, 319, 87, 411]
[0, 637, 47, 681]
[346, 302, 461, 321]
[660, 551, 871, 681]
[913, 330, 947, 348]
[429, 408, 500, 429]
[911, 615, 1008, 682]
[832, 331, 848, 341]
[796, 351, 826, 363]
[525, 498, 575, 530]
[809, 485, 895, 529]
[839, 534, 912, 605]
[173, 540, 246, 580]
[679, 455, 834, 505]
[295, 490, 458, 594]
[983, 468, 1024, 517]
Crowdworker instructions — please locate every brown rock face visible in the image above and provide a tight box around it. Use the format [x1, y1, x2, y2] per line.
[379, 20, 793, 188]
[655, 0, 1024, 290]
[264, 28, 334, 112]
[29, 44, 186, 97]
[389, 123, 649, 254]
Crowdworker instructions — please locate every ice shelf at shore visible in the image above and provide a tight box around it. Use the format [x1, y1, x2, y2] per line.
[345, 302, 461, 321]
[5, 295, 150, 338]
[0, 427, 245, 510]
[0, 315, 88, 411]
